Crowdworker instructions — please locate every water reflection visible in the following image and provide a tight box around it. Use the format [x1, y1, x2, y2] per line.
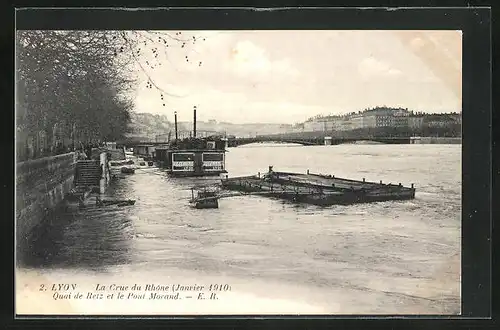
[18, 204, 134, 270]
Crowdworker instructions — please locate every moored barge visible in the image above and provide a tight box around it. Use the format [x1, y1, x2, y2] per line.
[220, 166, 416, 206]
[154, 107, 228, 177]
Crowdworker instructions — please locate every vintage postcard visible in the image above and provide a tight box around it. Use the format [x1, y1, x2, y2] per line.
[15, 24, 463, 315]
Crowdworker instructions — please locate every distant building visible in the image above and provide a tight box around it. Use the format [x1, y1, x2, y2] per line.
[408, 116, 424, 129]
[331, 120, 344, 131]
[393, 116, 409, 127]
[339, 117, 353, 131]
[308, 115, 350, 132]
[349, 114, 364, 130]
[299, 108, 462, 133]
[423, 115, 455, 128]
[449, 113, 462, 125]
[376, 115, 394, 127]
[363, 113, 393, 128]
[363, 114, 376, 128]
[393, 108, 410, 117]
[363, 107, 396, 117]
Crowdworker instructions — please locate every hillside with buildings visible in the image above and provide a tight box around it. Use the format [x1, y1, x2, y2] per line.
[125, 112, 292, 141]
[289, 107, 462, 137]
[126, 112, 180, 141]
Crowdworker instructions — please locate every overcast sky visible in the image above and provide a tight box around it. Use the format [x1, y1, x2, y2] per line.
[132, 30, 462, 124]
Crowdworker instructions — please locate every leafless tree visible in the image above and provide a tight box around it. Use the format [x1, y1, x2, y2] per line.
[16, 30, 205, 159]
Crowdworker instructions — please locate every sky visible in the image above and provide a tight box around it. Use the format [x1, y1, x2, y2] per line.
[131, 30, 462, 124]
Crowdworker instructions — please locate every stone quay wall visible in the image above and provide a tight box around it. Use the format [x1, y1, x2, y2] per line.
[16, 152, 76, 244]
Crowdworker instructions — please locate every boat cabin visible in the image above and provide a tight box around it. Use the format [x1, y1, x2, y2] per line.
[155, 137, 226, 176]
[154, 107, 228, 176]
[134, 144, 156, 161]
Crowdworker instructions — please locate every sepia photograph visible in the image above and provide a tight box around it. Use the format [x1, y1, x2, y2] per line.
[15, 24, 464, 315]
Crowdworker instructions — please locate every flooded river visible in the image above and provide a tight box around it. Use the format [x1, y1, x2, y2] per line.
[16, 143, 461, 315]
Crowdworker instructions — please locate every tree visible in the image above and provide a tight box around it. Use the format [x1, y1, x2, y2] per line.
[16, 30, 136, 149]
[16, 30, 204, 160]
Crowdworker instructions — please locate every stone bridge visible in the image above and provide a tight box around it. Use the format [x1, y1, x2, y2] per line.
[227, 135, 411, 147]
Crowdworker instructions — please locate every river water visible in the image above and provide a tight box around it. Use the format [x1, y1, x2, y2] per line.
[16, 143, 461, 315]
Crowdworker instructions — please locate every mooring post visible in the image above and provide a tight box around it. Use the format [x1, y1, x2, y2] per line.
[363, 178, 365, 182]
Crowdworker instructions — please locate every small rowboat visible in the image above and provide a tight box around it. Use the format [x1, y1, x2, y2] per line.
[121, 166, 135, 174]
[190, 186, 220, 209]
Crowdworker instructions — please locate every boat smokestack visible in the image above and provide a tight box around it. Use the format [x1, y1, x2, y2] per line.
[174, 111, 178, 140]
[193, 106, 197, 138]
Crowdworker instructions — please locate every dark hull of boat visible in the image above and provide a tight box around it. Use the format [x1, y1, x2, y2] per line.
[167, 170, 227, 177]
[101, 199, 136, 206]
[194, 199, 219, 209]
